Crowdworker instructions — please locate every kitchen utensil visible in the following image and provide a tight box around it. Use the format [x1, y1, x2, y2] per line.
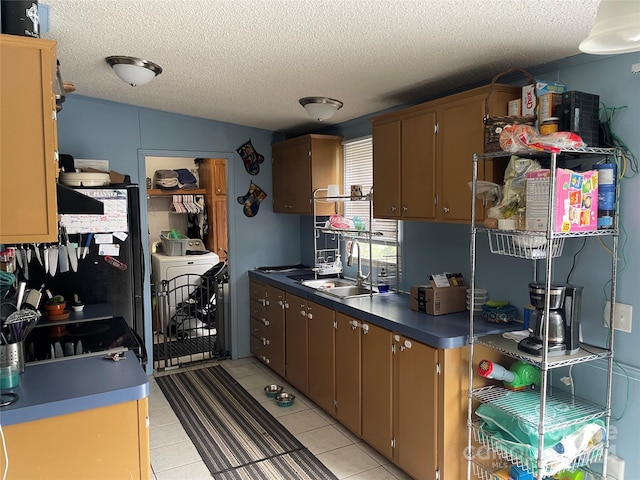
[21, 247, 29, 280]
[82, 233, 93, 259]
[48, 246, 58, 276]
[43, 245, 49, 274]
[67, 233, 78, 272]
[58, 227, 69, 273]
[33, 243, 43, 266]
[15, 282, 26, 309]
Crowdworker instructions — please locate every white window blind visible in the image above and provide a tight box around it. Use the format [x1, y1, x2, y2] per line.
[343, 137, 398, 264]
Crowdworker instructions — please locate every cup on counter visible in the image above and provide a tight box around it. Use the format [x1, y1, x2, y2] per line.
[0, 365, 19, 389]
[350, 184, 363, 198]
[327, 184, 340, 198]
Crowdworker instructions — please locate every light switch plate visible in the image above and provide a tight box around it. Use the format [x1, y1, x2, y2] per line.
[603, 302, 633, 333]
[608, 454, 625, 480]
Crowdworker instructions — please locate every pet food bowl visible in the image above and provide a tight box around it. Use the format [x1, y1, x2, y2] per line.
[481, 304, 518, 323]
[264, 384, 284, 398]
[274, 392, 296, 407]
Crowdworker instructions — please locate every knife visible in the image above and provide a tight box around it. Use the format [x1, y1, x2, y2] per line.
[49, 246, 58, 276]
[33, 243, 42, 266]
[83, 233, 93, 259]
[43, 244, 49, 274]
[68, 233, 78, 273]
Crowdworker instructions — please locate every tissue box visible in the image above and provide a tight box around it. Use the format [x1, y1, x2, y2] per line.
[522, 80, 567, 116]
[525, 169, 598, 232]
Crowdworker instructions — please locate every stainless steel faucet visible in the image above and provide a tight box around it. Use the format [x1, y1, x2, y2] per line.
[347, 239, 369, 287]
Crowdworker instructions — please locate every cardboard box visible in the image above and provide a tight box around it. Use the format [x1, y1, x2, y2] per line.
[537, 92, 562, 121]
[525, 168, 598, 232]
[522, 80, 567, 116]
[424, 282, 467, 315]
[508, 98, 521, 116]
[410, 285, 429, 313]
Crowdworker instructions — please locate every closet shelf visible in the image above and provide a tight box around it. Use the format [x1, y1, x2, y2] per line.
[147, 188, 206, 197]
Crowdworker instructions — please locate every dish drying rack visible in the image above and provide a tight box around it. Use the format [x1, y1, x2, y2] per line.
[311, 188, 375, 279]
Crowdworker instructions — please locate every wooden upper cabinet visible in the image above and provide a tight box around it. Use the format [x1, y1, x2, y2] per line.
[272, 134, 342, 215]
[372, 84, 520, 223]
[198, 158, 227, 261]
[0, 35, 59, 243]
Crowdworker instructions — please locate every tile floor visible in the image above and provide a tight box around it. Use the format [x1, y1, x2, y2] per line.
[149, 356, 413, 480]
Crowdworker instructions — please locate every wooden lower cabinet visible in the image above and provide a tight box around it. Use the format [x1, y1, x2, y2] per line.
[393, 334, 438, 479]
[249, 282, 285, 376]
[284, 293, 309, 393]
[1, 399, 150, 479]
[361, 322, 394, 459]
[335, 313, 362, 436]
[306, 300, 335, 414]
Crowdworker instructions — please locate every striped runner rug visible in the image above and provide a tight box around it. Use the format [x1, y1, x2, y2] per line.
[156, 365, 338, 479]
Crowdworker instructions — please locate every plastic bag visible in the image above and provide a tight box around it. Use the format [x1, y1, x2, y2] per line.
[498, 124, 538, 153]
[527, 132, 585, 153]
[468, 180, 502, 207]
[326, 215, 354, 230]
[499, 156, 542, 216]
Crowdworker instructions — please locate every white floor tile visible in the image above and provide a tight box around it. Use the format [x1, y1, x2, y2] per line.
[151, 440, 203, 472]
[149, 422, 191, 449]
[261, 394, 312, 418]
[316, 444, 380, 479]
[154, 460, 213, 480]
[221, 361, 268, 378]
[295, 425, 354, 455]
[344, 466, 402, 480]
[149, 405, 180, 428]
[277, 408, 330, 435]
[233, 371, 278, 390]
[381, 462, 414, 480]
[148, 391, 171, 411]
[354, 441, 391, 466]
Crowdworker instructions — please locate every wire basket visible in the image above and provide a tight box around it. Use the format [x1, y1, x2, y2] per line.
[487, 231, 565, 259]
[484, 67, 537, 153]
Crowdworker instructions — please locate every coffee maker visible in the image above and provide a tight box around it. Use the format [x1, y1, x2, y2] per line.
[518, 283, 583, 356]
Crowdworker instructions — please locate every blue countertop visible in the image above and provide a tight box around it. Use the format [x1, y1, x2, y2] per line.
[1, 351, 148, 426]
[249, 269, 517, 349]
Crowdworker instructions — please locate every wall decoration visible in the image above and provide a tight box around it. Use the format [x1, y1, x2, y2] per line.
[237, 181, 267, 217]
[236, 139, 264, 175]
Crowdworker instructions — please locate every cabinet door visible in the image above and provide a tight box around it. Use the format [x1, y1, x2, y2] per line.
[284, 293, 308, 394]
[393, 336, 438, 480]
[213, 198, 228, 260]
[272, 141, 312, 213]
[335, 313, 362, 436]
[307, 300, 335, 415]
[437, 93, 487, 222]
[401, 110, 437, 219]
[372, 120, 401, 219]
[213, 158, 227, 195]
[361, 322, 393, 459]
[266, 286, 286, 377]
[0, 35, 58, 243]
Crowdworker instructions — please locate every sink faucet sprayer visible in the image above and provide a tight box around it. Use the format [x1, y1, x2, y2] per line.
[347, 239, 369, 287]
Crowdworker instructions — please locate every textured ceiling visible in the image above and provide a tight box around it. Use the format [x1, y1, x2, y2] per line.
[43, 0, 601, 134]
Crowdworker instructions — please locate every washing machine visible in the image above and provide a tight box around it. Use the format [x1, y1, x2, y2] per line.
[151, 251, 220, 335]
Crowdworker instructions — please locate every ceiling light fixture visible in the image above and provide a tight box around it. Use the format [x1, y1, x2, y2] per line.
[299, 97, 344, 121]
[579, 0, 640, 54]
[105, 56, 163, 86]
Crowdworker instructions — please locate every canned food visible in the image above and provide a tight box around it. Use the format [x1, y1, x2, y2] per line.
[539, 117, 559, 135]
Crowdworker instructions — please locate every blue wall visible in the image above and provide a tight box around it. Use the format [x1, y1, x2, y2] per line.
[325, 51, 640, 474]
[56, 97, 302, 370]
[57, 51, 640, 471]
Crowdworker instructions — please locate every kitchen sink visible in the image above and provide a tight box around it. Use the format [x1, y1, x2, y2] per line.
[300, 278, 376, 298]
[300, 278, 354, 289]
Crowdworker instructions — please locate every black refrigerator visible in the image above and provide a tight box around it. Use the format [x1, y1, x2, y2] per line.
[31, 185, 145, 341]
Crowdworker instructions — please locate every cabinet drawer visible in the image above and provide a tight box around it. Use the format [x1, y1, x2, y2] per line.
[250, 316, 268, 339]
[250, 334, 267, 360]
[250, 299, 267, 320]
[250, 282, 267, 303]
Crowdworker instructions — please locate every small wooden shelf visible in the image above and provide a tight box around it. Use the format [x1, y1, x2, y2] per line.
[146, 188, 206, 197]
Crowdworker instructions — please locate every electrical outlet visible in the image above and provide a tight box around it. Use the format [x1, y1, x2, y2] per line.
[604, 302, 633, 333]
[608, 454, 625, 480]
[632, 62, 640, 74]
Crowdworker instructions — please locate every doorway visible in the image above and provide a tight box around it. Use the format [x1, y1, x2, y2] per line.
[144, 155, 230, 371]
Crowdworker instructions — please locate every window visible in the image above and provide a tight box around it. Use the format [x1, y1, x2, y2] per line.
[343, 137, 399, 267]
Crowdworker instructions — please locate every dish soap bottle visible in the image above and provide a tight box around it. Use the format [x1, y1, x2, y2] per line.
[334, 254, 342, 273]
[377, 267, 389, 293]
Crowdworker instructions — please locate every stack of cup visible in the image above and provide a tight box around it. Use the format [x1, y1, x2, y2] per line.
[466, 288, 487, 312]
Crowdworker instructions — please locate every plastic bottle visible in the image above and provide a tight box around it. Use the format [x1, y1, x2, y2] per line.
[377, 267, 389, 293]
[168, 228, 179, 239]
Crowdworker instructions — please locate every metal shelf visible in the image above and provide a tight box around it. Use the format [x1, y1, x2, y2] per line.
[472, 421, 604, 477]
[474, 146, 617, 160]
[475, 334, 611, 369]
[472, 385, 607, 432]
